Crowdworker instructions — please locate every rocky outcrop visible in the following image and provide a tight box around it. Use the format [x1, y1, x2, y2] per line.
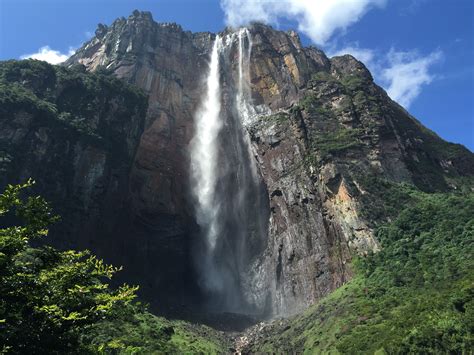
[245, 52, 474, 314]
[242, 24, 330, 109]
[6, 10, 471, 318]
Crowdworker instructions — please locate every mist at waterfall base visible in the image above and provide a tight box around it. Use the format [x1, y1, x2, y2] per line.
[189, 29, 269, 316]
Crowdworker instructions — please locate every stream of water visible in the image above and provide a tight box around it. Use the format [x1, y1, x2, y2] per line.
[190, 29, 268, 314]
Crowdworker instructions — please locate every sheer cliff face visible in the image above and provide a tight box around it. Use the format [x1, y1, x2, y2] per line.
[63, 11, 474, 317]
[0, 60, 147, 261]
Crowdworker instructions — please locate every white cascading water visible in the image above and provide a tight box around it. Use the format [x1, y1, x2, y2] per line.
[237, 28, 257, 126]
[236, 28, 261, 182]
[190, 29, 269, 312]
[190, 36, 223, 253]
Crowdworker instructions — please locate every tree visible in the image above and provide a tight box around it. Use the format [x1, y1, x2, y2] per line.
[0, 180, 138, 354]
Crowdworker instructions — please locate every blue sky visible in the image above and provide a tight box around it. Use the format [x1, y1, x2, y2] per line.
[1, 0, 472, 150]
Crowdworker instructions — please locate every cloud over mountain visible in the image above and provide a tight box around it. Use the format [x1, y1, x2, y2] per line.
[20, 46, 75, 64]
[331, 45, 442, 108]
[220, 0, 386, 45]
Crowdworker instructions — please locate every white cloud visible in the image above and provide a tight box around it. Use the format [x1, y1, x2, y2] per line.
[220, 0, 387, 45]
[20, 46, 75, 64]
[328, 45, 442, 108]
[381, 49, 442, 108]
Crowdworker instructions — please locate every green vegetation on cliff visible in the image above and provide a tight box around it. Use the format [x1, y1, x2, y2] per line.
[0, 181, 227, 354]
[244, 188, 474, 354]
[311, 127, 363, 159]
[0, 59, 147, 149]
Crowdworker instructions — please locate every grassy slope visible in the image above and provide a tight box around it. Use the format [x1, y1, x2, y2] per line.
[83, 311, 228, 354]
[245, 190, 474, 354]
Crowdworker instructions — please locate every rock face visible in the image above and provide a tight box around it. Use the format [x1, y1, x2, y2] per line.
[66, 11, 219, 309]
[4, 10, 472, 318]
[245, 52, 474, 315]
[64, 12, 341, 315]
[0, 59, 147, 269]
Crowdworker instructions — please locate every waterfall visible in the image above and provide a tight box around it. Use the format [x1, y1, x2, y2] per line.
[190, 30, 269, 314]
[236, 28, 256, 126]
[236, 28, 261, 181]
[190, 36, 223, 294]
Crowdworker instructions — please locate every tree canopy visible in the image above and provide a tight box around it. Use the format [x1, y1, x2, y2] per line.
[0, 181, 226, 354]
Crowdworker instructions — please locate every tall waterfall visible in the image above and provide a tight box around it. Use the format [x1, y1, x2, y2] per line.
[190, 36, 222, 253]
[190, 36, 225, 297]
[190, 30, 269, 314]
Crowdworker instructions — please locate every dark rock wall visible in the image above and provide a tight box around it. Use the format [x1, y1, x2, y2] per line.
[0, 60, 147, 272]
